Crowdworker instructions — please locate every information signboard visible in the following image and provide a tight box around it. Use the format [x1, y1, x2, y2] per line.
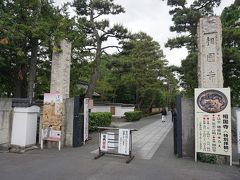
[42, 93, 63, 134]
[195, 88, 232, 164]
[41, 93, 63, 150]
[100, 133, 108, 151]
[42, 128, 61, 141]
[118, 129, 130, 155]
[95, 127, 136, 163]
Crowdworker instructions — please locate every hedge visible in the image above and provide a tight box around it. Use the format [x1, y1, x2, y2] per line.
[197, 153, 217, 164]
[124, 111, 143, 122]
[89, 112, 112, 131]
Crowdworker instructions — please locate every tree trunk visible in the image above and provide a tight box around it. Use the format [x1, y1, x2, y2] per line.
[138, 97, 144, 110]
[136, 85, 144, 110]
[27, 39, 38, 101]
[85, 67, 100, 98]
[148, 95, 156, 113]
[14, 64, 25, 98]
[85, 46, 102, 98]
[136, 87, 139, 109]
[85, 11, 102, 98]
[14, 79, 23, 98]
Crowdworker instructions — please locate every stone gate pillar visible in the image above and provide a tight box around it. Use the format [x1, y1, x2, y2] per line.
[50, 39, 71, 99]
[197, 16, 223, 88]
[48, 39, 71, 147]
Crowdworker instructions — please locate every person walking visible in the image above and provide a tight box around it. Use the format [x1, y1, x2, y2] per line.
[171, 107, 177, 123]
[161, 107, 167, 122]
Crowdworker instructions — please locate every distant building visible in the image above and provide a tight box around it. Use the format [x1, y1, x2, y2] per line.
[92, 103, 135, 117]
[78, 80, 135, 117]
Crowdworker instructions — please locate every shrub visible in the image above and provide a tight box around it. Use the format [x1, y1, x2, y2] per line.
[124, 111, 143, 122]
[89, 112, 112, 131]
[197, 153, 217, 164]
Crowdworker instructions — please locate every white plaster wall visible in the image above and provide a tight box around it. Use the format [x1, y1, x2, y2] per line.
[115, 106, 122, 117]
[92, 106, 110, 113]
[92, 105, 134, 117]
[114, 106, 134, 117]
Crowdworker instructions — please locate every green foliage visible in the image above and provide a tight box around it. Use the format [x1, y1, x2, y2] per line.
[167, 0, 240, 105]
[221, 4, 240, 106]
[124, 111, 143, 122]
[181, 52, 198, 96]
[70, 60, 92, 97]
[89, 112, 112, 131]
[0, 0, 74, 97]
[73, 0, 128, 98]
[0, 0, 179, 106]
[104, 32, 177, 111]
[165, 0, 221, 97]
[197, 153, 217, 164]
[166, 0, 221, 49]
[94, 56, 115, 101]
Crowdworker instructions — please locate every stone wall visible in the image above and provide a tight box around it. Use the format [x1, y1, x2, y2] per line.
[0, 98, 12, 149]
[181, 98, 195, 157]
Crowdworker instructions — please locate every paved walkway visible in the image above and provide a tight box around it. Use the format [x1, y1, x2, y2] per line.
[92, 114, 172, 160]
[1, 113, 240, 180]
[132, 116, 172, 159]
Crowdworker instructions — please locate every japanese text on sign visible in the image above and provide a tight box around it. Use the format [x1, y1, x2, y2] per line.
[195, 88, 232, 156]
[118, 129, 130, 155]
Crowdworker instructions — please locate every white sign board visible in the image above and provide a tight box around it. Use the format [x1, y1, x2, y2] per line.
[84, 98, 89, 143]
[100, 133, 108, 151]
[42, 128, 61, 141]
[195, 88, 231, 157]
[107, 132, 118, 150]
[118, 129, 130, 155]
[237, 111, 240, 155]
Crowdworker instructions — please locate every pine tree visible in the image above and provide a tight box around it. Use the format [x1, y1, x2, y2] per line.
[165, 0, 221, 96]
[73, 0, 128, 98]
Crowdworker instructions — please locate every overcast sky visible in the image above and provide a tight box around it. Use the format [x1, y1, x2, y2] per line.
[56, 0, 235, 66]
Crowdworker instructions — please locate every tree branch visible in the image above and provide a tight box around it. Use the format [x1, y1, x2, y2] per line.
[103, 34, 117, 39]
[102, 50, 109, 55]
[85, 47, 97, 51]
[192, 0, 216, 11]
[101, 45, 122, 52]
[99, 29, 117, 39]
[93, 13, 104, 19]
